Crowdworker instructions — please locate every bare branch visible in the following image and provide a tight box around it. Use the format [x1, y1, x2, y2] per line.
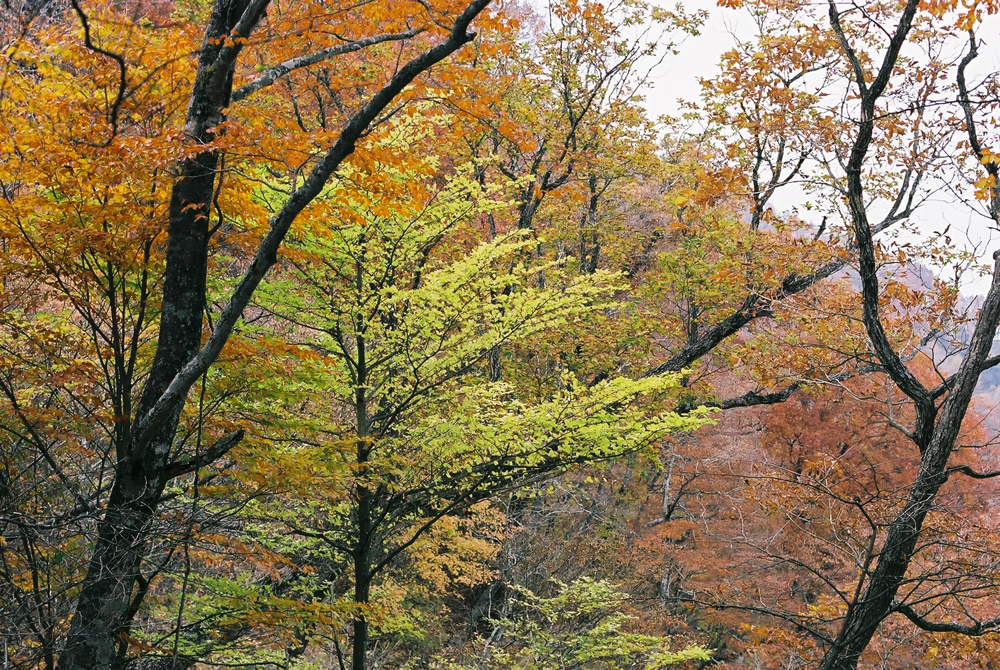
[896, 603, 1000, 636]
[164, 430, 244, 480]
[231, 29, 424, 103]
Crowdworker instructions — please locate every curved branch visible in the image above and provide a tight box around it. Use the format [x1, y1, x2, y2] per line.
[231, 29, 424, 103]
[945, 464, 1000, 481]
[827, 1, 867, 97]
[957, 29, 1000, 219]
[957, 31, 987, 162]
[69, 0, 126, 146]
[832, 0, 930, 413]
[896, 603, 1000, 636]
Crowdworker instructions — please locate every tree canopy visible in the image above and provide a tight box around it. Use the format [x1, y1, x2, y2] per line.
[3, 0, 1000, 669]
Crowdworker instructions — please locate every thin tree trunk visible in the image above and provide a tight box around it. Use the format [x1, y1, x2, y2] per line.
[352, 327, 372, 670]
[352, 532, 372, 670]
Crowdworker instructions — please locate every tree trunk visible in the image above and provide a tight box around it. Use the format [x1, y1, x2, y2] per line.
[352, 551, 372, 670]
[57, 2, 261, 667]
[816, 2, 1000, 666]
[352, 335, 372, 670]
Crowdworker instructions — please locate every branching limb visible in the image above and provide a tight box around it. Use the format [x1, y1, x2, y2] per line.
[679, 359, 885, 414]
[829, 0, 930, 418]
[164, 430, 244, 480]
[133, 0, 491, 453]
[957, 29, 1000, 218]
[643, 216, 901, 379]
[231, 29, 424, 103]
[715, 383, 802, 410]
[895, 603, 1000, 636]
[641, 296, 772, 377]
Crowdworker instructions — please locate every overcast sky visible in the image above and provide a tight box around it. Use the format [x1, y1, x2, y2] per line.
[645, 0, 744, 118]
[638, 1, 1000, 295]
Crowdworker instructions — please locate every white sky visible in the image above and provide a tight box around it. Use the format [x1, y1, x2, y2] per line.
[647, 0, 747, 118]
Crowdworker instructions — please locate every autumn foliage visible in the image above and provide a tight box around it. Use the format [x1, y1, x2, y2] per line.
[3, 0, 1000, 669]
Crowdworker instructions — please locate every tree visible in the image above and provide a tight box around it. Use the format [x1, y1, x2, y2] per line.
[1, 1, 498, 667]
[812, 3, 1000, 665]
[436, 578, 711, 670]
[636, 0, 1000, 667]
[241, 144, 707, 670]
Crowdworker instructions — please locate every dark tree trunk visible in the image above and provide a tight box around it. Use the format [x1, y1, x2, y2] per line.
[56, 2, 263, 667]
[352, 334, 373, 670]
[352, 531, 372, 670]
[816, 2, 1000, 667]
[579, 174, 600, 274]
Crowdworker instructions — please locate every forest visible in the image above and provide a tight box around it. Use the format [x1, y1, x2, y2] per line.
[2, 0, 1000, 668]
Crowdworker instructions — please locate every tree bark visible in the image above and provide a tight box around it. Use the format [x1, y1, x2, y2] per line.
[816, 2, 1000, 667]
[57, 2, 265, 667]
